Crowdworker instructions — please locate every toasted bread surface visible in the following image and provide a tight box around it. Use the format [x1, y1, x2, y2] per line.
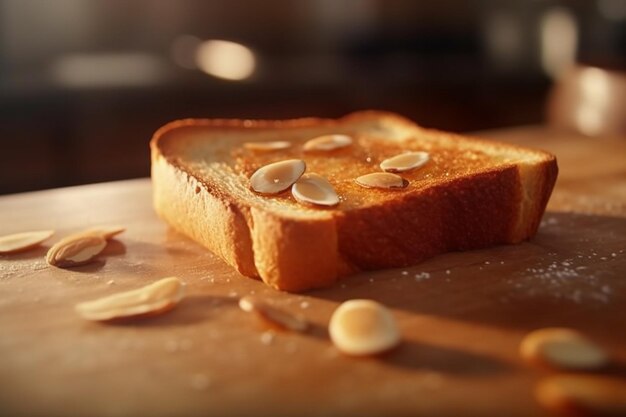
[151, 111, 557, 291]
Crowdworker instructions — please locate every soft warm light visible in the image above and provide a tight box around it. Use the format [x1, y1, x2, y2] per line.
[195, 40, 256, 81]
[50, 52, 165, 88]
[540, 8, 578, 79]
[575, 68, 611, 136]
[580, 67, 611, 107]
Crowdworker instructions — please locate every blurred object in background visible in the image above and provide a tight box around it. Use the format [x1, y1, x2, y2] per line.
[0, 0, 624, 194]
[548, 66, 626, 136]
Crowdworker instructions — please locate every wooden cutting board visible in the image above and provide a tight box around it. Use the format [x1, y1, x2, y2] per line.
[2, 126, 626, 416]
[0, 178, 624, 417]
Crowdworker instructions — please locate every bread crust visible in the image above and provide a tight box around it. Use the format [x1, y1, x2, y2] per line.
[151, 111, 557, 292]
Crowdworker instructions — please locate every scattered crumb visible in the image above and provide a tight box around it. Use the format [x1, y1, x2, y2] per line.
[401, 271, 408, 276]
[511, 250, 614, 304]
[260, 331, 275, 345]
[414, 272, 431, 281]
[445, 270, 451, 275]
[106, 280, 115, 286]
[300, 301, 310, 309]
[228, 291, 238, 298]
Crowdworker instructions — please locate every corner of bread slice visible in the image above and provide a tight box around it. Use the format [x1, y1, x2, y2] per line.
[151, 131, 258, 278]
[509, 149, 558, 242]
[247, 207, 348, 292]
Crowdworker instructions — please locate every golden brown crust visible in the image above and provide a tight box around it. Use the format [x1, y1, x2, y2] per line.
[150, 111, 558, 292]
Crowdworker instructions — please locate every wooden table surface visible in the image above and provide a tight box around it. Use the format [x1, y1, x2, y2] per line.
[0, 126, 624, 417]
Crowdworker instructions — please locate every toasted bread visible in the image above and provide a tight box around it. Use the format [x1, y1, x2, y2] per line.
[150, 111, 557, 292]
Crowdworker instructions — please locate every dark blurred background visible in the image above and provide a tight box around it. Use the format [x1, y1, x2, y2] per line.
[0, 0, 624, 194]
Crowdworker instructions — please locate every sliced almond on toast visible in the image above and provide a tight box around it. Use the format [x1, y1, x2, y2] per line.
[520, 327, 608, 370]
[244, 141, 292, 151]
[329, 299, 401, 356]
[303, 134, 352, 152]
[355, 172, 408, 190]
[380, 151, 430, 173]
[46, 233, 107, 268]
[75, 277, 185, 321]
[0, 230, 54, 254]
[291, 173, 339, 207]
[239, 296, 308, 332]
[250, 159, 306, 194]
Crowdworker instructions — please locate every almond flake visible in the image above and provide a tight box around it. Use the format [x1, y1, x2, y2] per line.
[239, 296, 308, 332]
[84, 225, 126, 240]
[46, 233, 107, 268]
[380, 151, 430, 173]
[291, 173, 339, 207]
[303, 134, 353, 152]
[250, 159, 306, 194]
[520, 327, 608, 370]
[0, 230, 54, 254]
[355, 172, 408, 190]
[329, 299, 401, 356]
[244, 141, 292, 151]
[75, 277, 185, 321]
[536, 376, 626, 416]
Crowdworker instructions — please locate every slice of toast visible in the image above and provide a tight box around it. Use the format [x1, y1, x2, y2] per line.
[151, 111, 557, 292]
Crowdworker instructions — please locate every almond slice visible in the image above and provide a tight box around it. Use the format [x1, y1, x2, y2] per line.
[46, 233, 107, 268]
[244, 141, 292, 151]
[329, 299, 401, 356]
[250, 159, 306, 194]
[355, 172, 408, 190]
[520, 327, 609, 370]
[536, 376, 626, 416]
[0, 230, 54, 254]
[380, 151, 430, 173]
[75, 277, 185, 321]
[84, 225, 125, 240]
[303, 134, 353, 152]
[291, 173, 339, 207]
[239, 296, 308, 332]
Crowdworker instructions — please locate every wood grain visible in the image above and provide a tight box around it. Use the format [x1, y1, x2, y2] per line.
[0, 127, 624, 417]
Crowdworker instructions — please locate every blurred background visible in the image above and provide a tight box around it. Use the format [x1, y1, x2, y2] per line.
[0, 0, 624, 194]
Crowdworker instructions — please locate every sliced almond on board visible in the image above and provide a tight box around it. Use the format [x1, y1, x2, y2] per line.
[355, 172, 408, 190]
[46, 234, 107, 268]
[520, 327, 609, 370]
[84, 225, 126, 240]
[291, 173, 339, 207]
[536, 375, 626, 416]
[303, 134, 353, 152]
[329, 299, 401, 356]
[380, 151, 430, 173]
[239, 296, 308, 332]
[75, 277, 185, 321]
[243, 141, 292, 151]
[250, 159, 306, 194]
[0, 230, 54, 254]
